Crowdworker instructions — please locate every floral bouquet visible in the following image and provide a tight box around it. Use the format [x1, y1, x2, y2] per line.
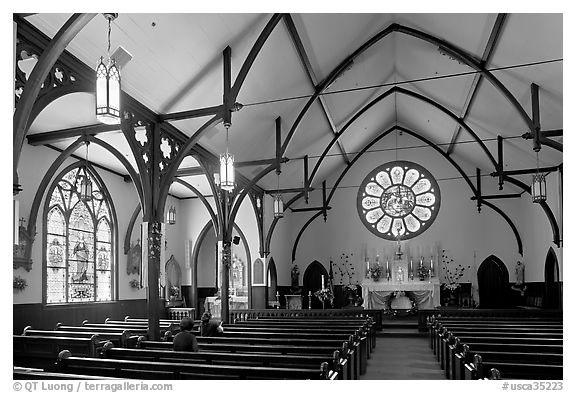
[13, 276, 27, 291]
[417, 264, 429, 280]
[441, 250, 470, 291]
[129, 279, 142, 289]
[314, 288, 334, 305]
[369, 264, 383, 281]
[169, 285, 180, 298]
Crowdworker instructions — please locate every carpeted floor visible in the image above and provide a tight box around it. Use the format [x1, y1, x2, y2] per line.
[360, 335, 446, 380]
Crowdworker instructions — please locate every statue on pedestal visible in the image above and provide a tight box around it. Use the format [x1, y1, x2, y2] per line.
[291, 264, 301, 294]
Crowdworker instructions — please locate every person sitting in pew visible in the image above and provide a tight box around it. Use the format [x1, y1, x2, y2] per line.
[173, 317, 198, 352]
[200, 311, 224, 337]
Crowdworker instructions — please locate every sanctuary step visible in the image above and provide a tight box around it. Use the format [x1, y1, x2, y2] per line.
[378, 315, 425, 338]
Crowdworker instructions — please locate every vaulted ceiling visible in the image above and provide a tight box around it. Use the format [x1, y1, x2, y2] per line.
[20, 13, 563, 200]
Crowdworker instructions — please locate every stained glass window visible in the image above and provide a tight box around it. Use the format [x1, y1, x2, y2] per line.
[45, 165, 115, 303]
[357, 161, 441, 240]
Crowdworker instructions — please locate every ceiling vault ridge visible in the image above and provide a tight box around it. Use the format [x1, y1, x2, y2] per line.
[283, 14, 350, 165]
[446, 13, 508, 156]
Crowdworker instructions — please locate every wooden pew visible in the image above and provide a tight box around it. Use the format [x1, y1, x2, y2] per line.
[14, 367, 122, 380]
[52, 325, 145, 348]
[23, 327, 131, 349]
[449, 339, 563, 380]
[57, 350, 337, 380]
[464, 353, 562, 380]
[137, 337, 357, 380]
[13, 334, 104, 371]
[102, 345, 348, 380]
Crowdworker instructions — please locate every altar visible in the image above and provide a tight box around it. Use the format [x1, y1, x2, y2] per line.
[362, 278, 440, 310]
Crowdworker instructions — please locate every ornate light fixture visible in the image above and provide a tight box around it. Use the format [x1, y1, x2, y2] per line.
[167, 183, 176, 225]
[532, 151, 547, 203]
[273, 171, 284, 218]
[96, 13, 121, 125]
[219, 124, 235, 191]
[79, 141, 93, 202]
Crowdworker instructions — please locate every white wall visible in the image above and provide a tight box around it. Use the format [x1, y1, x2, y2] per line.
[268, 132, 561, 290]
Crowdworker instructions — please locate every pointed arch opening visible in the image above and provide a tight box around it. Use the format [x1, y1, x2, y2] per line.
[43, 162, 117, 304]
[266, 257, 278, 308]
[543, 247, 561, 309]
[302, 260, 329, 309]
[477, 255, 510, 309]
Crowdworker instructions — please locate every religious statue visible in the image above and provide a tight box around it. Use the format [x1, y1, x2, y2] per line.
[396, 266, 404, 283]
[515, 261, 525, 286]
[291, 264, 300, 288]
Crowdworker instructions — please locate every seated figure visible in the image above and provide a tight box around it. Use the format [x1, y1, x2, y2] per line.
[173, 317, 198, 352]
[200, 311, 224, 337]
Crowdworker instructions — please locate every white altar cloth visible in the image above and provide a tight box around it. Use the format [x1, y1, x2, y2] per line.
[362, 278, 440, 310]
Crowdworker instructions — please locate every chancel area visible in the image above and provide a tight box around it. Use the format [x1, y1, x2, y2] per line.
[13, 12, 563, 381]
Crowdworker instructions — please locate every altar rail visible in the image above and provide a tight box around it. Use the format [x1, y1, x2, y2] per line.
[230, 309, 383, 330]
[418, 309, 563, 332]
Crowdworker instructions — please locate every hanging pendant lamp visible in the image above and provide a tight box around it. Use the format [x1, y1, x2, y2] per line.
[96, 13, 121, 125]
[274, 171, 284, 218]
[167, 183, 176, 225]
[532, 152, 547, 203]
[219, 124, 235, 191]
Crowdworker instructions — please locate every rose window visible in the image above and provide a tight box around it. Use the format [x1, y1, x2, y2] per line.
[357, 161, 441, 240]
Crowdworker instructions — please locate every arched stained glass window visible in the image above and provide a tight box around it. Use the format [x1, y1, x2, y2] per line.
[45, 165, 115, 303]
[357, 161, 441, 240]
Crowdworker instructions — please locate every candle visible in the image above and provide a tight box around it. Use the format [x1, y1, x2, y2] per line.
[419, 258, 423, 268]
[321, 275, 325, 288]
[309, 291, 312, 296]
[430, 258, 433, 271]
[386, 260, 389, 273]
[366, 260, 370, 272]
[276, 291, 279, 297]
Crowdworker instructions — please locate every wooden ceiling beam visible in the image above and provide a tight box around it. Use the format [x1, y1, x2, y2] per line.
[447, 13, 508, 156]
[26, 123, 120, 146]
[284, 14, 350, 165]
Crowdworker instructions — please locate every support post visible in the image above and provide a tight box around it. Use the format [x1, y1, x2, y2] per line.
[304, 155, 309, 204]
[497, 135, 504, 190]
[531, 83, 541, 152]
[146, 221, 161, 341]
[476, 168, 482, 213]
[223, 46, 232, 127]
[219, 190, 232, 324]
[275, 117, 282, 172]
[322, 180, 328, 222]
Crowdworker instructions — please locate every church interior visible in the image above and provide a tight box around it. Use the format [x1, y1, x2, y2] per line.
[12, 12, 563, 381]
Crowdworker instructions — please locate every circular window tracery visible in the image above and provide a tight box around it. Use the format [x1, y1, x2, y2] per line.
[357, 161, 441, 240]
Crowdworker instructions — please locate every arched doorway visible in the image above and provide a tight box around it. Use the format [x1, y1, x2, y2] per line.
[543, 247, 561, 309]
[267, 258, 278, 308]
[191, 221, 252, 316]
[477, 255, 510, 308]
[302, 260, 329, 309]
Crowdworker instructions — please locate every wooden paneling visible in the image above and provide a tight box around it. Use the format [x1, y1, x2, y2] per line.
[12, 299, 165, 334]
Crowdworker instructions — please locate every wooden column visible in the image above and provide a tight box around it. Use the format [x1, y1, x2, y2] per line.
[146, 221, 161, 340]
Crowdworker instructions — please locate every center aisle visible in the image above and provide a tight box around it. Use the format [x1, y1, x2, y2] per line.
[360, 335, 446, 380]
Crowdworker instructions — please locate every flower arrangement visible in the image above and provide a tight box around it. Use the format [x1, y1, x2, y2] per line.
[314, 288, 334, 304]
[129, 279, 142, 289]
[13, 276, 27, 291]
[440, 250, 470, 291]
[369, 263, 383, 281]
[169, 285, 180, 298]
[417, 263, 430, 280]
